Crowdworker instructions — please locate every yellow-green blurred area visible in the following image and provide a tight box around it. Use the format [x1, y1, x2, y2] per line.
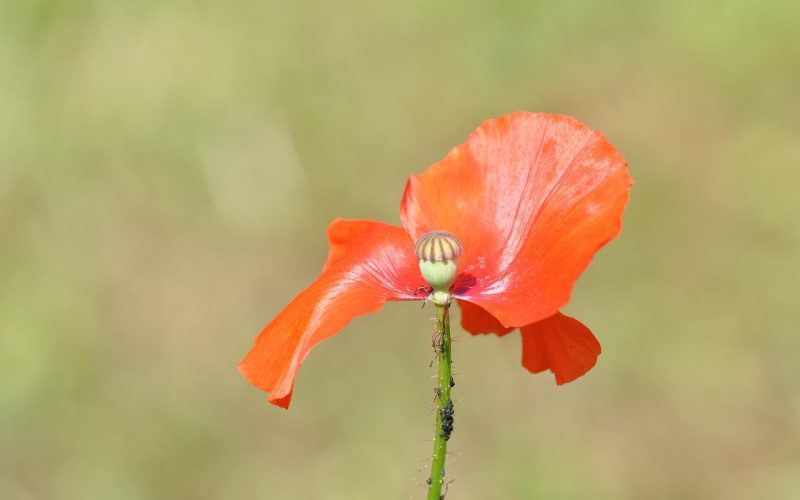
[2, 0, 799, 498]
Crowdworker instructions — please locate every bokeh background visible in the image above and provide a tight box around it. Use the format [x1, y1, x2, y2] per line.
[2, 1, 799, 498]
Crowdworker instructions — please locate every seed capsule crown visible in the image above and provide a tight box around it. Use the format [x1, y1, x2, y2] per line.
[414, 231, 462, 262]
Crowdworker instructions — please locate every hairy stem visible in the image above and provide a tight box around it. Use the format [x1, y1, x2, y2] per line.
[427, 302, 453, 500]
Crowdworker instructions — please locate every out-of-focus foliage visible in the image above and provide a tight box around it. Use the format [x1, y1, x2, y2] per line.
[2, 1, 799, 498]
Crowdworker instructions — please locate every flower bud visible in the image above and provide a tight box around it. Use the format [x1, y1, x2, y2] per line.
[415, 231, 461, 305]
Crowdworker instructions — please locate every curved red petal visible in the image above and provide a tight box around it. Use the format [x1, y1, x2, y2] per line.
[238, 219, 423, 408]
[520, 312, 600, 384]
[400, 112, 631, 327]
[458, 299, 513, 336]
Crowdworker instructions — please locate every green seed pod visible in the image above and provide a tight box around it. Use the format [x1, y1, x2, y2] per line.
[415, 231, 461, 305]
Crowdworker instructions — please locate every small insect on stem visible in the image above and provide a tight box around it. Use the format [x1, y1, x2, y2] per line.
[430, 324, 445, 366]
[440, 478, 455, 499]
[432, 387, 441, 404]
[431, 322, 446, 354]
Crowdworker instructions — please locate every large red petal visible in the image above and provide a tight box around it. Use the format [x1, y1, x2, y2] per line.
[520, 312, 600, 384]
[400, 112, 631, 327]
[238, 219, 423, 408]
[458, 300, 513, 336]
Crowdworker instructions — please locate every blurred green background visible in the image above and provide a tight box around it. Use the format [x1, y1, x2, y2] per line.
[2, 1, 799, 498]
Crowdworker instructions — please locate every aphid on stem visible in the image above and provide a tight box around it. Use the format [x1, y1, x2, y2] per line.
[432, 387, 441, 405]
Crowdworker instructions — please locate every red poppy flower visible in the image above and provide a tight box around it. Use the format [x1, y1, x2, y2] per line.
[239, 112, 632, 408]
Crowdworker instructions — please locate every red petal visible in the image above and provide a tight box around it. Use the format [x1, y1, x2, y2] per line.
[520, 312, 600, 384]
[238, 219, 423, 408]
[400, 112, 631, 327]
[458, 300, 513, 336]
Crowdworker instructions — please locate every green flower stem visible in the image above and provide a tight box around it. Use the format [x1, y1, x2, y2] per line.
[427, 301, 453, 500]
